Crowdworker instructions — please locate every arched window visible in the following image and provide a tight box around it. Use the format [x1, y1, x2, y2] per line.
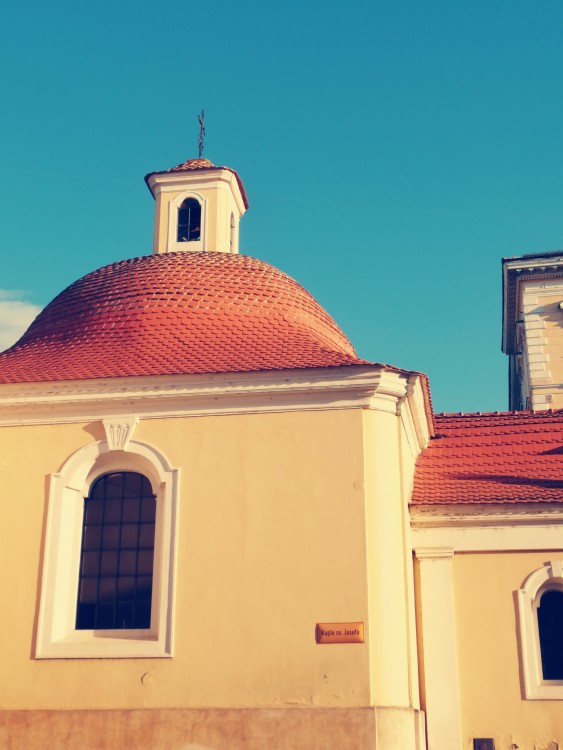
[76, 472, 156, 631]
[177, 198, 201, 242]
[537, 588, 563, 680]
[36, 425, 179, 659]
[517, 561, 563, 698]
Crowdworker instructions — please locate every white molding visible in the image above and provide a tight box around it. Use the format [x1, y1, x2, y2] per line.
[148, 168, 246, 216]
[399, 374, 431, 456]
[414, 548, 462, 749]
[36, 437, 179, 659]
[0, 367, 427, 432]
[411, 513, 563, 552]
[102, 416, 139, 450]
[517, 561, 563, 699]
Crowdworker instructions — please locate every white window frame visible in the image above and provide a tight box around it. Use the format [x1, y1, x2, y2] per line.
[36, 426, 179, 659]
[517, 560, 563, 698]
[168, 190, 206, 253]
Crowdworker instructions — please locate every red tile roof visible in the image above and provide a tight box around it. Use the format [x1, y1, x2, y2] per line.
[145, 158, 249, 209]
[412, 410, 563, 504]
[0, 252, 368, 384]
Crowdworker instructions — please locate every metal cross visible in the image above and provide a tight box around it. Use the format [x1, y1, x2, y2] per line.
[198, 110, 205, 159]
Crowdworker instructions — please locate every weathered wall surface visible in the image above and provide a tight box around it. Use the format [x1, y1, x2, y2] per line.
[1, 409, 374, 710]
[453, 551, 563, 748]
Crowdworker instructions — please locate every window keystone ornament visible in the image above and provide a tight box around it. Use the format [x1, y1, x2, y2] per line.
[102, 417, 139, 450]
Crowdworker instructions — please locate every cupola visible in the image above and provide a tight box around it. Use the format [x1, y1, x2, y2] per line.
[145, 158, 249, 255]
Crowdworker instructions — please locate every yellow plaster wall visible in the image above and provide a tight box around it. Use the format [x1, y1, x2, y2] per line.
[0, 409, 374, 711]
[453, 551, 563, 748]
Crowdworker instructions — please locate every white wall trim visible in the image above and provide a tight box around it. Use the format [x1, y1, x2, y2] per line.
[414, 547, 462, 750]
[36, 435, 179, 659]
[411, 507, 563, 552]
[0, 367, 428, 442]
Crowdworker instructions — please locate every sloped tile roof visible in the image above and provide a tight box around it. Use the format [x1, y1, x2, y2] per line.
[412, 409, 563, 504]
[0, 252, 369, 384]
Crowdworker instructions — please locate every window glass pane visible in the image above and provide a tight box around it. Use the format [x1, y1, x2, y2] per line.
[136, 576, 152, 602]
[104, 499, 122, 524]
[76, 603, 96, 629]
[96, 604, 115, 629]
[123, 497, 140, 523]
[123, 473, 142, 500]
[139, 523, 155, 548]
[90, 476, 107, 501]
[85, 500, 104, 524]
[76, 472, 156, 630]
[100, 550, 118, 576]
[116, 603, 134, 629]
[105, 473, 123, 499]
[98, 578, 116, 602]
[138, 550, 154, 576]
[102, 525, 119, 549]
[117, 576, 136, 602]
[81, 551, 100, 576]
[79, 578, 98, 604]
[83, 525, 102, 550]
[119, 550, 137, 575]
[538, 589, 563, 679]
[134, 602, 151, 629]
[177, 198, 201, 242]
[121, 524, 139, 549]
[141, 498, 156, 523]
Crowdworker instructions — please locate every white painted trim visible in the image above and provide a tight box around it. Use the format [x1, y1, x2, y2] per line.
[0, 367, 428, 446]
[102, 416, 139, 450]
[411, 508, 563, 552]
[147, 168, 246, 216]
[517, 561, 563, 699]
[36, 436, 179, 659]
[414, 548, 462, 750]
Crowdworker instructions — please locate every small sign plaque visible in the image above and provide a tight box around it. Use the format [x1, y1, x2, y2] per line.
[316, 622, 364, 644]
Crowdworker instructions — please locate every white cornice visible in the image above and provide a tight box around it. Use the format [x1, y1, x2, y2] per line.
[148, 169, 246, 214]
[411, 503, 563, 528]
[411, 503, 563, 552]
[0, 366, 429, 428]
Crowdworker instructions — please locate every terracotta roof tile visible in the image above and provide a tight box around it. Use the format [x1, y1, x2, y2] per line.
[0, 252, 369, 384]
[412, 410, 563, 505]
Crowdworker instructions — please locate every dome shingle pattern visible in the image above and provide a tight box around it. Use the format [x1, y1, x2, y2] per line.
[0, 252, 366, 384]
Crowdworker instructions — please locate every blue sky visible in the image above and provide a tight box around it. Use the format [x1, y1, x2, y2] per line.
[1, 1, 562, 413]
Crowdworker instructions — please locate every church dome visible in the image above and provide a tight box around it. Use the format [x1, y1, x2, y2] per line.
[0, 252, 366, 384]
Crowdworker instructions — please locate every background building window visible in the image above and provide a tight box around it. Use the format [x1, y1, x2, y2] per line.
[537, 589, 563, 680]
[177, 198, 201, 242]
[76, 472, 156, 630]
[517, 560, 563, 698]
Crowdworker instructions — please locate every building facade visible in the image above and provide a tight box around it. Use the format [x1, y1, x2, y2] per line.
[0, 158, 562, 749]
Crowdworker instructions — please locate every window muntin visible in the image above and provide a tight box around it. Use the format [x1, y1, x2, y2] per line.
[76, 472, 156, 631]
[177, 198, 201, 242]
[537, 588, 563, 680]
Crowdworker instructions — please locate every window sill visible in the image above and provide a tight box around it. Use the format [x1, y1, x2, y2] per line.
[36, 630, 171, 659]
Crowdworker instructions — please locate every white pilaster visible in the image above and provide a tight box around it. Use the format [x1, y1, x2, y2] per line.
[415, 547, 461, 750]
